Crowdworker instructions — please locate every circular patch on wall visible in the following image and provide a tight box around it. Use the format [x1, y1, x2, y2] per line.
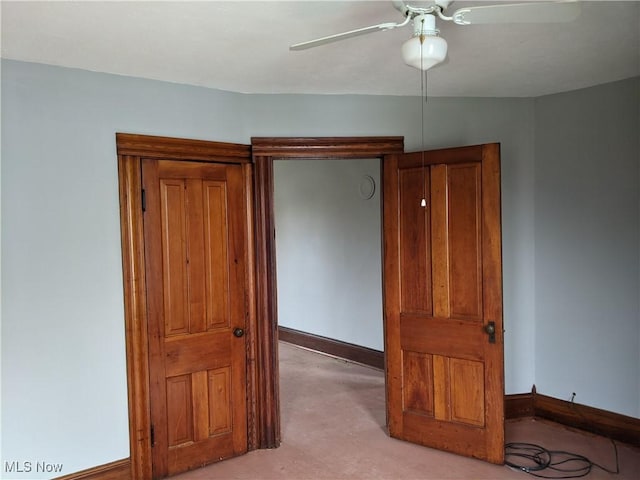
[359, 175, 376, 200]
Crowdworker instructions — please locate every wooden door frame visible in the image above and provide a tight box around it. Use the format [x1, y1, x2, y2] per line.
[117, 134, 404, 478]
[116, 133, 257, 479]
[251, 137, 405, 448]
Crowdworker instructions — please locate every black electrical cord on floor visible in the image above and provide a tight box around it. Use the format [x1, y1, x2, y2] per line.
[504, 441, 620, 479]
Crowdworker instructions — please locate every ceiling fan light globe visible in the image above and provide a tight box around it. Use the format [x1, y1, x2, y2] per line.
[401, 35, 447, 71]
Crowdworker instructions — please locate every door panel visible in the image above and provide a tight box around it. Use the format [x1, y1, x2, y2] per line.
[203, 180, 230, 328]
[402, 351, 435, 416]
[209, 367, 233, 435]
[449, 357, 485, 426]
[166, 374, 193, 445]
[384, 144, 504, 464]
[399, 167, 432, 314]
[143, 159, 249, 478]
[447, 163, 482, 319]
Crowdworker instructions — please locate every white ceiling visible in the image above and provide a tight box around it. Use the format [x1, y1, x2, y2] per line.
[1, 1, 639, 97]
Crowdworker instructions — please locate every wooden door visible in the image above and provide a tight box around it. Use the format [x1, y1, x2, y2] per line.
[383, 144, 504, 464]
[142, 159, 249, 478]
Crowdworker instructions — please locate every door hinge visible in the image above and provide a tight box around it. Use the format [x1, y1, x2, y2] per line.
[141, 189, 146, 212]
[150, 424, 155, 447]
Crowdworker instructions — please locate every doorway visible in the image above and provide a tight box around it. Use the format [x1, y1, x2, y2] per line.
[251, 137, 406, 448]
[273, 157, 386, 438]
[273, 158, 384, 354]
[117, 133, 258, 479]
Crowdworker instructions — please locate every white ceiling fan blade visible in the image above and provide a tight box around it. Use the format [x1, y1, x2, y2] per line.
[452, 1, 581, 26]
[290, 20, 405, 51]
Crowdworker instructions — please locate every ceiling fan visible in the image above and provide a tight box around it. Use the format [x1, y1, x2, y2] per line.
[290, 1, 581, 70]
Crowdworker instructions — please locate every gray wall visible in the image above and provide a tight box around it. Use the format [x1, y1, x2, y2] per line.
[534, 78, 640, 416]
[2, 59, 636, 476]
[1, 61, 246, 478]
[274, 159, 383, 350]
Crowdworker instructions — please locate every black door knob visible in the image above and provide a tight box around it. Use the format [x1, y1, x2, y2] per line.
[233, 327, 245, 338]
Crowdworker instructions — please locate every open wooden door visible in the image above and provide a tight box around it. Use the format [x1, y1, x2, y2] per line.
[142, 159, 250, 478]
[383, 144, 504, 464]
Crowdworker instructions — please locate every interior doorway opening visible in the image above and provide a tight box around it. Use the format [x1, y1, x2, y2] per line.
[272, 157, 386, 440]
[273, 158, 384, 356]
[251, 137, 405, 449]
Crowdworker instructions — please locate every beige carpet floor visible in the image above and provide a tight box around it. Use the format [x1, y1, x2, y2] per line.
[174, 342, 639, 479]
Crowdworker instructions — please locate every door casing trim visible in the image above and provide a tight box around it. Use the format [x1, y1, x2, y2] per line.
[116, 133, 255, 479]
